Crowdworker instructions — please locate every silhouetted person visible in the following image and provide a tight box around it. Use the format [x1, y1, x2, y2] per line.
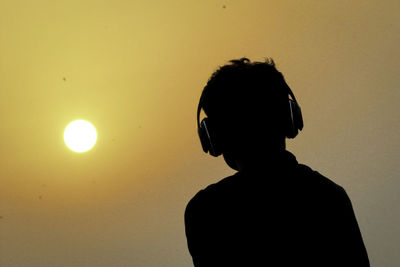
[185, 58, 369, 266]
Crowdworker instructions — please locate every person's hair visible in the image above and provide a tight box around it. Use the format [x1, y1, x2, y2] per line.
[200, 57, 290, 156]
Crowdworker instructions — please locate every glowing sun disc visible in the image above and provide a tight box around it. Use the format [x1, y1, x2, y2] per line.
[64, 120, 97, 152]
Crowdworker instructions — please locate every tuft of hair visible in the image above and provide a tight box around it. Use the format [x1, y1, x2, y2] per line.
[201, 57, 288, 120]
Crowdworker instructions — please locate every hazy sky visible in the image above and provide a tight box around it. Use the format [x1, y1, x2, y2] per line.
[1, 0, 399, 266]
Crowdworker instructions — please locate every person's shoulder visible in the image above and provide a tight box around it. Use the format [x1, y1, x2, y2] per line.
[185, 173, 238, 211]
[295, 163, 345, 194]
[191, 173, 239, 200]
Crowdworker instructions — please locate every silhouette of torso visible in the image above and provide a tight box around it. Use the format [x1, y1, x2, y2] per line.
[185, 151, 369, 266]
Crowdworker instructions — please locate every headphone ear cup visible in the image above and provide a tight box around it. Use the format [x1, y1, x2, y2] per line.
[198, 118, 221, 157]
[287, 99, 299, 138]
[293, 103, 303, 131]
[198, 119, 211, 153]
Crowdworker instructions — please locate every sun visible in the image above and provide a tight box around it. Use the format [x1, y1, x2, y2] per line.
[64, 120, 97, 152]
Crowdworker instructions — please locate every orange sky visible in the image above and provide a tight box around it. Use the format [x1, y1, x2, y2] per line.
[1, 0, 399, 266]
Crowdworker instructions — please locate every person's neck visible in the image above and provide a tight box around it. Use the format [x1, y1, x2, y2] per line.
[238, 149, 288, 171]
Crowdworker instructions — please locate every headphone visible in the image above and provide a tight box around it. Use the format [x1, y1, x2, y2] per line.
[196, 84, 303, 157]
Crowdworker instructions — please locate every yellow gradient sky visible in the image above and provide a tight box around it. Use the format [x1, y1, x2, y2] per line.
[1, 0, 399, 266]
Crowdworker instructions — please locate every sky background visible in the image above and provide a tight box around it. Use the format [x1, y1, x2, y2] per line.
[0, 0, 399, 266]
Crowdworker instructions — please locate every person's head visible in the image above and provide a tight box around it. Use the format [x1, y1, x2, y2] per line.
[198, 57, 301, 169]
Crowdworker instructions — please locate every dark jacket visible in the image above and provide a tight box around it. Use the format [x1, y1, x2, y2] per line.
[185, 151, 369, 266]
